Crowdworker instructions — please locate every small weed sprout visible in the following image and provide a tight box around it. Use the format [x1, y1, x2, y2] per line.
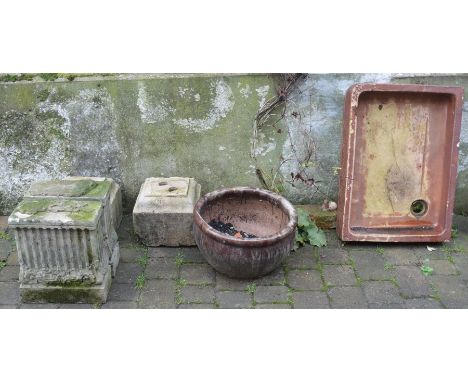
[384, 262, 395, 271]
[0, 231, 12, 241]
[175, 252, 184, 267]
[137, 252, 149, 267]
[246, 283, 257, 294]
[421, 264, 434, 276]
[0, 260, 6, 270]
[376, 247, 385, 256]
[135, 274, 146, 289]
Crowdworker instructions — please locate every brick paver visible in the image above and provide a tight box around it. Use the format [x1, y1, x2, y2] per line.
[292, 291, 329, 308]
[394, 266, 432, 298]
[328, 286, 367, 308]
[216, 291, 252, 308]
[1, 215, 468, 309]
[287, 269, 322, 290]
[180, 264, 215, 285]
[323, 265, 357, 286]
[362, 281, 405, 307]
[254, 285, 289, 304]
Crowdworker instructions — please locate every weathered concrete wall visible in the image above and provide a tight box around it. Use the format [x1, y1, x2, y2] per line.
[1, 73, 467, 215]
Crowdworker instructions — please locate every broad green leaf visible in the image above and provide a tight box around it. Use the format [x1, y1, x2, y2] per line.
[297, 208, 312, 228]
[305, 225, 327, 247]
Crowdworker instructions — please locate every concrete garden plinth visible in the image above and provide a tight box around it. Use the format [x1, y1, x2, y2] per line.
[24, 177, 122, 276]
[133, 177, 201, 246]
[8, 197, 112, 303]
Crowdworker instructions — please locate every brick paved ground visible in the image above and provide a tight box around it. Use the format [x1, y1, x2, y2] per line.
[1, 214, 468, 309]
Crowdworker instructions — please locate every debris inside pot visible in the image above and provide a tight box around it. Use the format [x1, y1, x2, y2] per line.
[208, 219, 257, 239]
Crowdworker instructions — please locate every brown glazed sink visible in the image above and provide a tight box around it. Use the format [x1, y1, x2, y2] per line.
[337, 83, 464, 242]
[193, 187, 297, 279]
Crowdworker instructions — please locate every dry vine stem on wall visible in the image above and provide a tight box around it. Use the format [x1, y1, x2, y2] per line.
[251, 73, 338, 206]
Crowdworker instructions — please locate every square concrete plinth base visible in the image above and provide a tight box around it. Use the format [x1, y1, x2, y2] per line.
[20, 270, 112, 304]
[133, 177, 201, 246]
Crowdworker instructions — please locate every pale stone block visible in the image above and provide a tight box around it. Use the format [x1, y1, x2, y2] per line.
[24, 177, 121, 276]
[133, 177, 201, 246]
[9, 195, 113, 304]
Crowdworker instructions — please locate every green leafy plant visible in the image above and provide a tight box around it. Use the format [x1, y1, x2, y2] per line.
[421, 264, 434, 276]
[135, 274, 146, 289]
[137, 252, 149, 267]
[245, 282, 257, 294]
[384, 262, 395, 271]
[294, 208, 327, 250]
[0, 260, 6, 270]
[451, 228, 458, 239]
[376, 247, 385, 256]
[175, 251, 184, 267]
[0, 231, 12, 241]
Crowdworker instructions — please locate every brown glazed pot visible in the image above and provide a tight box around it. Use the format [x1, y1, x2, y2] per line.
[193, 187, 297, 279]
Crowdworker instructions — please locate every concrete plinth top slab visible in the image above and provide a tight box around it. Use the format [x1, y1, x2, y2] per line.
[144, 177, 189, 197]
[133, 177, 200, 214]
[26, 179, 112, 201]
[8, 198, 102, 228]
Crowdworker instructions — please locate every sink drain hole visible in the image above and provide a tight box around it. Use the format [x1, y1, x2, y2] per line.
[410, 199, 428, 216]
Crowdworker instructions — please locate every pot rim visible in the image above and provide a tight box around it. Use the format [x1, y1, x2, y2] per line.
[193, 187, 298, 247]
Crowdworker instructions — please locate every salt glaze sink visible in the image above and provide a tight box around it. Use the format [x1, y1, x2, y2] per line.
[337, 83, 464, 242]
[193, 187, 297, 279]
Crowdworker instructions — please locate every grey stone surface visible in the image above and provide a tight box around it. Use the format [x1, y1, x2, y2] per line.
[181, 286, 215, 304]
[362, 281, 404, 306]
[180, 264, 215, 285]
[3, 214, 467, 309]
[178, 303, 216, 309]
[133, 177, 201, 246]
[256, 304, 291, 309]
[254, 285, 289, 304]
[215, 273, 252, 291]
[57, 304, 97, 309]
[114, 263, 143, 284]
[0, 265, 19, 282]
[350, 251, 394, 281]
[453, 256, 468, 279]
[383, 248, 419, 266]
[0, 239, 11, 261]
[285, 247, 317, 269]
[287, 269, 322, 291]
[119, 246, 145, 263]
[256, 267, 286, 286]
[149, 247, 179, 258]
[394, 266, 432, 298]
[318, 247, 350, 265]
[6, 251, 18, 265]
[404, 298, 443, 309]
[145, 257, 178, 280]
[101, 301, 139, 309]
[0, 282, 20, 305]
[139, 279, 176, 308]
[19, 303, 59, 309]
[431, 276, 468, 308]
[328, 287, 367, 308]
[177, 247, 206, 264]
[292, 291, 329, 308]
[429, 260, 458, 276]
[108, 283, 139, 301]
[216, 291, 252, 308]
[323, 265, 357, 286]
[368, 303, 404, 309]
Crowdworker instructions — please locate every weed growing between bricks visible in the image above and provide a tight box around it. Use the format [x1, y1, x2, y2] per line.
[134, 246, 149, 304]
